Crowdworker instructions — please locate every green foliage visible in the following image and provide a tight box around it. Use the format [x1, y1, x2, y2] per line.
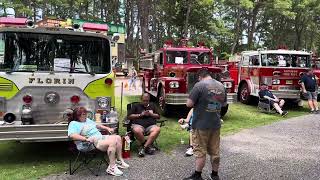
[2, 0, 320, 56]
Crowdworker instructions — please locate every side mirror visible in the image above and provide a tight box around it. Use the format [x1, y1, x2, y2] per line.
[112, 33, 120, 42]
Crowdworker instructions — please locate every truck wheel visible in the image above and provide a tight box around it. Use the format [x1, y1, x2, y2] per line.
[220, 104, 228, 117]
[158, 88, 169, 116]
[239, 83, 251, 104]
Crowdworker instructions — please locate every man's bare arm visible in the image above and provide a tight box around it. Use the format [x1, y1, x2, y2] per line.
[186, 98, 194, 108]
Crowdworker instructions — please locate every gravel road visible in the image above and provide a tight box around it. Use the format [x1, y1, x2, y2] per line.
[43, 114, 320, 180]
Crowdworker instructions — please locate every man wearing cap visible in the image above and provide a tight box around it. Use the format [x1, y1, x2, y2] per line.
[259, 83, 288, 116]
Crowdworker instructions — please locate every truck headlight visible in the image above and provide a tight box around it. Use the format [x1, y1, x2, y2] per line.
[223, 82, 232, 89]
[97, 97, 110, 109]
[272, 79, 280, 85]
[169, 81, 179, 89]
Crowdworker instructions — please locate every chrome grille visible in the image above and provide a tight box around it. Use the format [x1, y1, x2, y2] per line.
[187, 72, 221, 92]
[187, 72, 197, 92]
[0, 83, 13, 91]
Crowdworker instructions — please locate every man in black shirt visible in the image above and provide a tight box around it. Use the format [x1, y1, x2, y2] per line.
[301, 68, 319, 113]
[128, 93, 161, 157]
[259, 83, 288, 116]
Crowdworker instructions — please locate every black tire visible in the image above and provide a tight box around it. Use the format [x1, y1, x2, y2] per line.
[220, 104, 228, 117]
[238, 83, 251, 104]
[157, 88, 169, 116]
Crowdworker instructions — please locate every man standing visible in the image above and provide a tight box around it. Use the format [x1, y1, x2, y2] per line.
[128, 93, 161, 157]
[301, 68, 319, 113]
[184, 69, 226, 180]
[129, 66, 137, 90]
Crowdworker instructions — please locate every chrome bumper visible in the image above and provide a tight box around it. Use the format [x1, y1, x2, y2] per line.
[270, 90, 300, 99]
[0, 122, 118, 142]
[165, 93, 236, 105]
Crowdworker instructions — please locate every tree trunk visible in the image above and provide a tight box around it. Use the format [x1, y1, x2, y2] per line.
[137, 0, 150, 52]
[183, 0, 191, 38]
[231, 5, 241, 54]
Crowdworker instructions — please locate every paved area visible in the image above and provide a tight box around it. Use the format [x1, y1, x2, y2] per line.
[115, 77, 142, 97]
[43, 114, 320, 180]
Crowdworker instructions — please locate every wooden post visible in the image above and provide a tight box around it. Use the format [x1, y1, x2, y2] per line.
[120, 82, 123, 116]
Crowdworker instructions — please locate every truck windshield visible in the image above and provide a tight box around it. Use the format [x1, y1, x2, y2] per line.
[261, 54, 310, 68]
[166, 51, 188, 64]
[0, 32, 111, 73]
[190, 51, 210, 65]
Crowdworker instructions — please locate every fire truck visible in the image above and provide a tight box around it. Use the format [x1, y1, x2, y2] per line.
[235, 49, 312, 104]
[0, 17, 118, 141]
[139, 40, 235, 116]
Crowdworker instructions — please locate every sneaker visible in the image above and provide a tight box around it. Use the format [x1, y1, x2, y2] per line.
[180, 123, 189, 130]
[209, 174, 220, 180]
[310, 110, 315, 114]
[183, 172, 203, 180]
[281, 111, 288, 117]
[116, 159, 129, 169]
[138, 147, 145, 157]
[106, 165, 123, 176]
[185, 147, 193, 156]
[315, 110, 320, 114]
[145, 146, 156, 155]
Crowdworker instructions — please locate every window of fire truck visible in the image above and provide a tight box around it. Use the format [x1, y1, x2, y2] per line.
[190, 51, 210, 65]
[166, 50, 188, 64]
[261, 54, 310, 68]
[0, 32, 111, 73]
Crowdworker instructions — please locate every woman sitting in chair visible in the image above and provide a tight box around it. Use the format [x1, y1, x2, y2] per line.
[68, 107, 129, 176]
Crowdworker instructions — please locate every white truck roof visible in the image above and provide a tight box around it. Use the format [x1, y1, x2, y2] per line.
[242, 49, 311, 56]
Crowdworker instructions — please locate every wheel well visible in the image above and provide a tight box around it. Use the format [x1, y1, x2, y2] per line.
[237, 81, 248, 100]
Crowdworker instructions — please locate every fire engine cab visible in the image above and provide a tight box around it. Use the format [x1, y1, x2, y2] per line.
[139, 39, 235, 116]
[0, 17, 118, 142]
[236, 49, 312, 104]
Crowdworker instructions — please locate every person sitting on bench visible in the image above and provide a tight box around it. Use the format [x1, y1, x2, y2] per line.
[68, 107, 129, 176]
[128, 93, 161, 157]
[259, 83, 288, 116]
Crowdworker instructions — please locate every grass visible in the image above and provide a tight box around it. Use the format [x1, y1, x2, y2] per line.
[0, 96, 309, 180]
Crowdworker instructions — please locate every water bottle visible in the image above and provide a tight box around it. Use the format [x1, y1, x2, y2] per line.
[109, 107, 118, 123]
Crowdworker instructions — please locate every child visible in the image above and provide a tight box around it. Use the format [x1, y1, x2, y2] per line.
[178, 108, 193, 156]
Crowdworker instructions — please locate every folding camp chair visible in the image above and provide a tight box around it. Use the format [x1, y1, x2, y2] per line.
[123, 102, 166, 151]
[257, 98, 275, 113]
[68, 140, 109, 176]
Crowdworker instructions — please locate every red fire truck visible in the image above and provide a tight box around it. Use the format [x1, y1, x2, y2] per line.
[235, 49, 312, 104]
[139, 40, 235, 115]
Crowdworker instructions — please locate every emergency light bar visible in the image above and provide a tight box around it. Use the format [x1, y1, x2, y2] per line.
[82, 22, 108, 32]
[0, 17, 28, 26]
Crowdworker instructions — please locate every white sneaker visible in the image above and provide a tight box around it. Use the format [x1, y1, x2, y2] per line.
[180, 123, 189, 130]
[106, 165, 123, 176]
[185, 147, 193, 156]
[116, 159, 130, 169]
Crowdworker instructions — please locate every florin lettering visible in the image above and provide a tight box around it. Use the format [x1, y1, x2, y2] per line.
[54, 79, 60, 84]
[28, 78, 75, 84]
[46, 78, 52, 84]
[29, 78, 35, 83]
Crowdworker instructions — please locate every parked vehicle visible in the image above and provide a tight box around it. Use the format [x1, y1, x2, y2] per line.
[139, 39, 235, 116]
[235, 49, 312, 104]
[0, 17, 118, 141]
